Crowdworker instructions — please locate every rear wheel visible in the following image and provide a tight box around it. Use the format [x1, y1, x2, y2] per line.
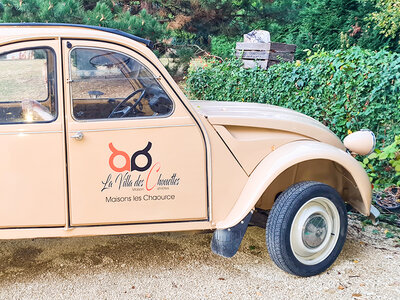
[266, 181, 347, 277]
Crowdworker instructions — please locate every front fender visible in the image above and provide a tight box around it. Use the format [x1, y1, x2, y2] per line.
[216, 140, 372, 229]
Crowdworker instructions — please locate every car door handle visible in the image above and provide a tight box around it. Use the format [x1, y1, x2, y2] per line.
[71, 131, 84, 141]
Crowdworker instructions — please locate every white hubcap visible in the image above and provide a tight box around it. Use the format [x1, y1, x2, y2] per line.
[290, 197, 340, 265]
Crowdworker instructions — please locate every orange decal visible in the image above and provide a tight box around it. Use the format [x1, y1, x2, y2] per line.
[146, 162, 161, 191]
[109, 143, 130, 172]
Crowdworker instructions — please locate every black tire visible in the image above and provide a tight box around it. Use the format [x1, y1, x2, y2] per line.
[266, 181, 348, 277]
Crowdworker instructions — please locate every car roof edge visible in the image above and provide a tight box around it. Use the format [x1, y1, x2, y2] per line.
[0, 23, 154, 49]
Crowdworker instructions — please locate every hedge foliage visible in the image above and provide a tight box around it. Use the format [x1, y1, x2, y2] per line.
[210, 35, 238, 59]
[361, 135, 400, 186]
[186, 47, 400, 145]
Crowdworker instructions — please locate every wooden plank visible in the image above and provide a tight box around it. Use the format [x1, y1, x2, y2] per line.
[242, 59, 268, 69]
[236, 42, 269, 51]
[237, 51, 294, 62]
[267, 60, 281, 67]
[268, 52, 294, 61]
[236, 50, 270, 60]
[236, 41, 297, 69]
[237, 42, 296, 53]
[269, 42, 296, 53]
[238, 51, 294, 61]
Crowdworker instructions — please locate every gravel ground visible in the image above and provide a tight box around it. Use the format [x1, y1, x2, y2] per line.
[0, 219, 398, 300]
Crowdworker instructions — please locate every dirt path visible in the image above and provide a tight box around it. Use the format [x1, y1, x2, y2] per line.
[0, 219, 398, 300]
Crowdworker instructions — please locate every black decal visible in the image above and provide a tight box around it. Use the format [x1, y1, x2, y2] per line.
[101, 174, 113, 192]
[131, 142, 152, 172]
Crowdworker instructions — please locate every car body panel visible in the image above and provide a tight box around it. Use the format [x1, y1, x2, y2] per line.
[0, 39, 67, 228]
[216, 140, 371, 229]
[192, 100, 345, 174]
[61, 40, 208, 226]
[0, 24, 372, 240]
[192, 100, 343, 150]
[0, 220, 212, 240]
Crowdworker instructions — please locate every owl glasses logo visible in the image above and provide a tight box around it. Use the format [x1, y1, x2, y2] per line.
[108, 142, 152, 173]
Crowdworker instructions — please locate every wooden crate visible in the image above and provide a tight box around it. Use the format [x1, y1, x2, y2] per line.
[236, 42, 296, 69]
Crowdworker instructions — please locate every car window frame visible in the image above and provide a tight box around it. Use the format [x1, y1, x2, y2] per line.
[0, 46, 58, 125]
[68, 46, 175, 123]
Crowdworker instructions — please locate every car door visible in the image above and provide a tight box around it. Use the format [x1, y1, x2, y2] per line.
[63, 40, 208, 226]
[0, 40, 67, 228]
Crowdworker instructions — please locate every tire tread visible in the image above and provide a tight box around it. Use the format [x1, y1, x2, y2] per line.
[267, 181, 318, 275]
[266, 181, 346, 276]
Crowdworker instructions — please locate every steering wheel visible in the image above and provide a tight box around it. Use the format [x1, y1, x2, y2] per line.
[108, 88, 146, 118]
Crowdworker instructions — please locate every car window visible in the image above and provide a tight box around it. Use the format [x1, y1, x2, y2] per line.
[0, 48, 57, 124]
[70, 48, 173, 121]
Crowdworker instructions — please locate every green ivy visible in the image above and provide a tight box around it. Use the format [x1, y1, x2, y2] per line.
[186, 47, 400, 144]
[362, 136, 400, 186]
[186, 47, 400, 187]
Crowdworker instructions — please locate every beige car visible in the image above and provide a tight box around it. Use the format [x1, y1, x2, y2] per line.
[0, 23, 379, 277]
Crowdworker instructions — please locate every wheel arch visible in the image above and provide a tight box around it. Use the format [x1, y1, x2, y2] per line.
[216, 140, 372, 229]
